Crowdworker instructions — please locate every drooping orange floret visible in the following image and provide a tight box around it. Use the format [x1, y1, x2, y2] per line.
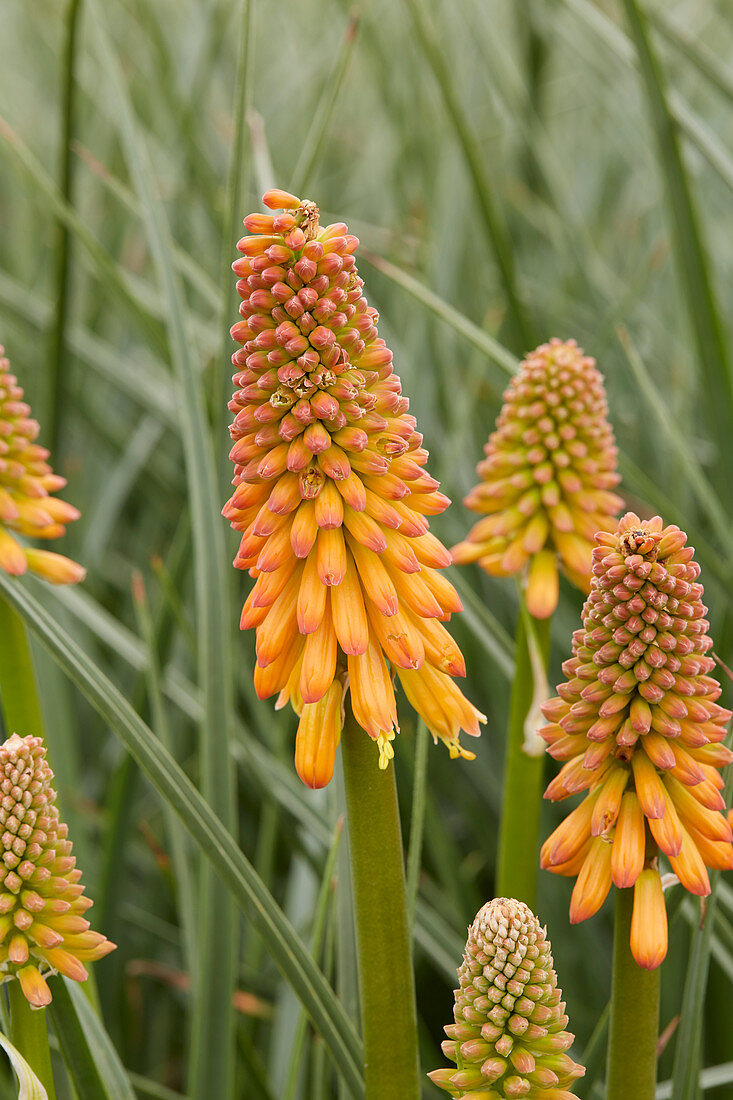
[0, 346, 84, 584]
[0, 734, 115, 1006]
[223, 191, 485, 788]
[452, 339, 622, 618]
[540, 513, 733, 968]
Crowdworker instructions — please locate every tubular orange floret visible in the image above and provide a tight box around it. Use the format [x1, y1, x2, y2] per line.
[0, 733, 114, 1005]
[452, 338, 622, 617]
[631, 870, 668, 970]
[224, 194, 484, 785]
[429, 898, 585, 1098]
[541, 512, 732, 967]
[0, 347, 85, 584]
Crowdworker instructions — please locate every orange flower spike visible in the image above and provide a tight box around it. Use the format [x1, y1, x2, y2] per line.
[0, 347, 85, 584]
[0, 734, 114, 1006]
[452, 338, 622, 617]
[224, 193, 485, 786]
[541, 512, 733, 967]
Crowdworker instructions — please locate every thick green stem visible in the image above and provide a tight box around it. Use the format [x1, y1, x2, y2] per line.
[341, 708, 419, 1100]
[495, 596, 550, 907]
[606, 887, 660, 1100]
[8, 979, 56, 1098]
[0, 594, 44, 736]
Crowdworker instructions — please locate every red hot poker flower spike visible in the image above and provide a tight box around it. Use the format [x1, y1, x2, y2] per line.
[452, 339, 622, 618]
[0, 734, 115, 1006]
[223, 192, 485, 788]
[540, 513, 733, 968]
[0, 346, 85, 584]
[429, 897, 585, 1098]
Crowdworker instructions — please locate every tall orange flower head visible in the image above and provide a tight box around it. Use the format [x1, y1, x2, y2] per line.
[429, 897, 584, 1098]
[452, 339, 622, 618]
[541, 513, 733, 969]
[223, 190, 484, 789]
[0, 734, 115, 1007]
[0, 346, 84, 585]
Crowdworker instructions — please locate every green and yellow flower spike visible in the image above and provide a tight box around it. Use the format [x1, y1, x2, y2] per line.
[0, 346, 84, 585]
[452, 339, 622, 618]
[430, 897, 584, 1098]
[0, 733, 114, 1006]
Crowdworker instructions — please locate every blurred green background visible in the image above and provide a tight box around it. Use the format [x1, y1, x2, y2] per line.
[0, 0, 731, 1096]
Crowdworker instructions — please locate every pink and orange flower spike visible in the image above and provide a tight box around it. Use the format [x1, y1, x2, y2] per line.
[452, 339, 622, 618]
[223, 190, 484, 788]
[0, 346, 84, 585]
[540, 512, 733, 968]
[0, 733, 114, 1006]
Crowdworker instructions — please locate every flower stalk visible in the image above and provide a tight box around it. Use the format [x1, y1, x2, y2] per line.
[496, 597, 550, 907]
[0, 594, 44, 736]
[606, 887, 660, 1100]
[340, 703, 419, 1099]
[8, 976, 56, 1099]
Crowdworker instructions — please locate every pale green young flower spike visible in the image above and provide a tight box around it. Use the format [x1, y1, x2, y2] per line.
[429, 898, 584, 1099]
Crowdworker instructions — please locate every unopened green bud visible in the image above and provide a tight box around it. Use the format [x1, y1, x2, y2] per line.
[429, 898, 584, 1098]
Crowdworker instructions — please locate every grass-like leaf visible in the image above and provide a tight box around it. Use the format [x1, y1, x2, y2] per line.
[400, 0, 535, 350]
[85, 3, 240, 1094]
[49, 977, 136, 1100]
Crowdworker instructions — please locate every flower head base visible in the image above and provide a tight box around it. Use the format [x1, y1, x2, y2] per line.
[429, 898, 584, 1098]
[0, 347, 84, 585]
[452, 339, 622, 618]
[0, 734, 115, 1006]
[541, 513, 733, 968]
[223, 191, 484, 787]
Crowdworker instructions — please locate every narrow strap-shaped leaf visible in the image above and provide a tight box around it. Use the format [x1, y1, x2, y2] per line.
[0, 115, 166, 355]
[290, 14, 360, 196]
[400, 0, 535, 350]
[47, 0, 83, 453]
[84, 3, 239, 1094]
[48, 977, 135, 1100]
[620, 0, 733, 477]
[361, 251, 518, 381]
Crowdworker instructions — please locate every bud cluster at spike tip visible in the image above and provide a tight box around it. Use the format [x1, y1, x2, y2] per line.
[429, 897, 584, 1099]
[0, 734, 114, 1006]
[540, 513, 733, 969]
[223, 190, 485, 788]
[451, 339, 622, 618]
[0, 346, 85, 585]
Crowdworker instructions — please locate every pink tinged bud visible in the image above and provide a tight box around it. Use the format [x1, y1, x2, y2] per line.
[262, 189, 301, 211]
